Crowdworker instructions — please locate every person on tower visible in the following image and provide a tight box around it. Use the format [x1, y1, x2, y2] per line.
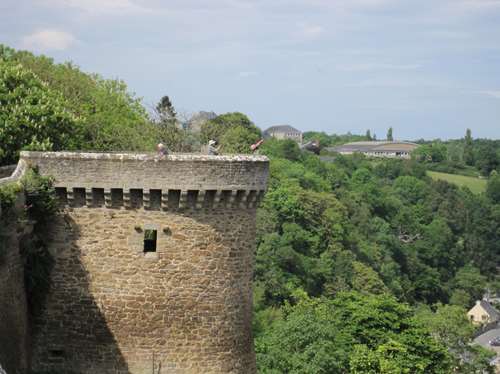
[207, 140, 220, 155]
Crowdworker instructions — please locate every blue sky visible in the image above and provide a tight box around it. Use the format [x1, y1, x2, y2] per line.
[1, 0, 500, 139]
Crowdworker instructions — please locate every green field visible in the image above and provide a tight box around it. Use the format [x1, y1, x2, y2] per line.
[427, 171, 487, 194]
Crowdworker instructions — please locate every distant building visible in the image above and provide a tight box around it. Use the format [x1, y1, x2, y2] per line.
[263, 125, 302, 143]
[467, 300, 500, 325]
[327, 141, 419, 159]
[186, 111, 217, 133]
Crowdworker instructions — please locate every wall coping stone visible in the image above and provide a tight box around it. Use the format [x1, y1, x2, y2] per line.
[0, 159, 28, 187]
[20, 151, 269, 163]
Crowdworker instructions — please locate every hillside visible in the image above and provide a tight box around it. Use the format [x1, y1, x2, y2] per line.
[428, 171, 488, 194]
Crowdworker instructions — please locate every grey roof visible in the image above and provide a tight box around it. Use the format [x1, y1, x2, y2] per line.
[327, 141, 419, 153]
[479, 300, 500, 320]
[264, 125, 301, 134]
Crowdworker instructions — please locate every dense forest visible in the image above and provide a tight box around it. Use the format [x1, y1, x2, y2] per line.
[1, 46, 500, 373]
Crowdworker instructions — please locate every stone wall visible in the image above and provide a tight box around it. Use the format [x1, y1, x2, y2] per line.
[31, 207, 257, 373]
[22, 151, 269, 374]
[0, 194, 30, 373]
[20, 151, 269, 191]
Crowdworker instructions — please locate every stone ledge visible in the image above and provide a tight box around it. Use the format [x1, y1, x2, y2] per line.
[19, 151, 270, 192]
[0, 159, 28, 187]
[20, 151, 269, 163]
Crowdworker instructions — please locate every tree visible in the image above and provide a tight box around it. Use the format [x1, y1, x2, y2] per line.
[450, 264, 487, 307]
[486, 171, 500, 203]
[219, 126, 259, 154]
[155, 95, 176, 121]
[413, 143, 447, 163]
[0, 61, 80, 165]
[198, 112, 261, 153]
[152, 95, 186, 151]
[256, 293, 451, 374]
[416, 304, 495, 373]
[366, 130, 372, 140]
[464, 129, 474, 166]
[475, 143, 499, 176]
[387, 127, 393, 141]
[1, 44, 157, 153]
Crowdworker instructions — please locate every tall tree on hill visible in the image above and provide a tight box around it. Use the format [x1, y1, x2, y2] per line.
[156, 95, 177, 121]
[154, 95, 185, 151]
[366, 130, 372, 140]
[387, 127, 394, 141]
[464, 128, 474, 166]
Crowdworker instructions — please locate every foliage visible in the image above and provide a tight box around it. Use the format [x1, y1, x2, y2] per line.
[386, 127, 393, 141]
[486, 171, 500, 203]
[256, 292, 451, 374]
[254, 137, 500, 370]
[413, 142, 448, 163]
[200, 112, 260, 143]
[0, 180, 22, 263]
[0, 180, 22, 212]
[260, 138, 302, 161]
[0, 61, 81, 165]
[416, 304, 495, 373]
[464, 129, 474, 166]
[0, 45, 158, 162]
[427, 171, 487, 195]
[220, 125, 260, 154]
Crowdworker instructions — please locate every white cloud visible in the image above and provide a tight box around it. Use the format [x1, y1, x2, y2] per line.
[296, 23, 325, 40]
[21, 29, 76, 51]
[238, 71, 259, 78]
[337, 63, 422, 72]
[43, 0, 152, 14]
[302, 24, 324, 37]
[477, 90, 500, 99]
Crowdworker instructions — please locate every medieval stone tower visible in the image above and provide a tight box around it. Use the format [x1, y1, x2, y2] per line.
[1, 151, 269, 374]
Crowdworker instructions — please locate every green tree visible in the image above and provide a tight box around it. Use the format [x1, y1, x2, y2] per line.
[366, 129, 372, 140]
[200, 112, 259, 143]
[486, 171, 500, 203]
[416, 304, 495, 373]
[387, 127, 394, 141]
[153, 95, 186, 151]
[413, 143, 447, 163]
[475, 143, 499, 176]
[156, 95, 176, 121]
[1, 45, 157, 153]
[449, 264, 487, 307]
[0, 61, 80, 165]
[256, 293, 451, 374]
[220, 126, 259, 154]
[464, 129, 474, 166]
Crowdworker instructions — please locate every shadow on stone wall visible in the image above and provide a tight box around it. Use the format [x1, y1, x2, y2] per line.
[30, 213, 130, 374]
[0, 218, 29, 373]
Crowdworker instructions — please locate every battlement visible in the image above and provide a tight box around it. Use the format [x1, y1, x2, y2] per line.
[19, 151, 269, 210]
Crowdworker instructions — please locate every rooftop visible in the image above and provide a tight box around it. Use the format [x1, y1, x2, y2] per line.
[475, 300, 500, 320]
[263, 125, 302, 134]
[328, 141, 419, 153]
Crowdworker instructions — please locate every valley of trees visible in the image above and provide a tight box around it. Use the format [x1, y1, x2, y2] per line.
[1, 46, 500, 373]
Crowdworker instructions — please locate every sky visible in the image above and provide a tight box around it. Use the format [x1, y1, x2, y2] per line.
[1, 0, 500, 140]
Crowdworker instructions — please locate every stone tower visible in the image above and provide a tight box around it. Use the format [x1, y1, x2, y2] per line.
[21, 151, 269, 374]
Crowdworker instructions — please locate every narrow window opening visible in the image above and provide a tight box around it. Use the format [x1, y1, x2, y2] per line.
[49, 349, 65, 358]
[144, 229, 157, 253]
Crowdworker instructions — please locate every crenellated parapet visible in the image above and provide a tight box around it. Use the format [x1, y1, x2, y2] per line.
[19, 151, 269, 210]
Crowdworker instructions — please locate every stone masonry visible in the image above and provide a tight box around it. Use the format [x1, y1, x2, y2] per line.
[0, 159, 30, 373]
[14, 151, 269, 374]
